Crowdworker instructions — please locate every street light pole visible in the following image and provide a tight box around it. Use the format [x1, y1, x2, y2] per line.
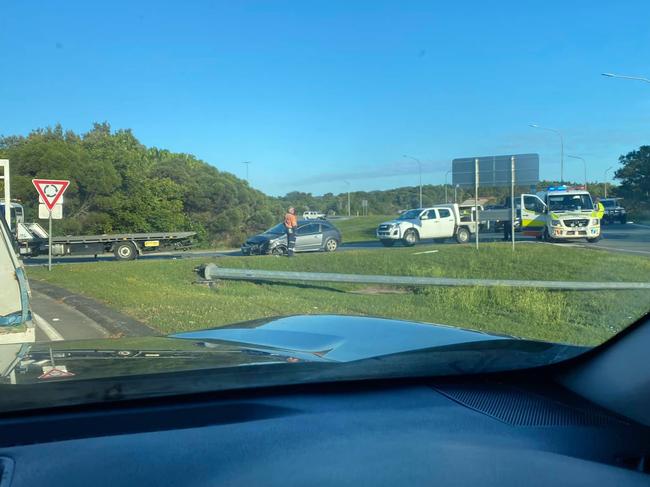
[529, 124, 564, 183]
[242, 161, 252, 183]
[444, 170, 451, 203]
[567, 155, 587, 190]
[604, 166, 613, 198]
[403, 155, 423, 208]
[601, 72, 650, 84]
[343, 180, 351, 216]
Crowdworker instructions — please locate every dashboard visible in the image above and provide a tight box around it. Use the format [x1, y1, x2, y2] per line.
[0, 376, 648, 486]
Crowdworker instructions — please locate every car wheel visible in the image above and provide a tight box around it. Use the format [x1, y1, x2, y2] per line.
[324, 238, 338, 252]
[380, 239, 396, 247]
[620, 216, 627, 224]
[271, 246, 287, 256]
[114, 242, 137, 261]
[586, 235, 601, 243]
[455, 227, 470, 244]
[543, 228, 556, 243]
[402, 229, 419, 247]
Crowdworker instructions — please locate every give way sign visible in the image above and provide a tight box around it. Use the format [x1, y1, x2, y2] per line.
[32, 179, 70, 210]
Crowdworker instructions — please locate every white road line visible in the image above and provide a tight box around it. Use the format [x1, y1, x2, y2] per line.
[32, 313, 64, 341]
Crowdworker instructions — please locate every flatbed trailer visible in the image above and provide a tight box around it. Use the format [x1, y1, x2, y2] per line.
[16, 223, 196, 261]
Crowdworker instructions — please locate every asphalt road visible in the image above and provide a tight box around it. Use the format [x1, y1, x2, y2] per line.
[32, 290, 109, 342]
[22, 222, 650, 267]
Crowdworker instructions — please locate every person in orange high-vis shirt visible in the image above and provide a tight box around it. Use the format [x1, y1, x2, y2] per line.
[284, 207, 298, 257]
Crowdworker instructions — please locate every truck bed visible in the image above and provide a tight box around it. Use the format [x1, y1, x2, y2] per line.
[50, 231, 196, 244]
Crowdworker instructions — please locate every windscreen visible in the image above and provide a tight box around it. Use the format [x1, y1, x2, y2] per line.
[0, 1, 648, 408]
[548, 194, 594, 212]
[398, 210, 422, 220]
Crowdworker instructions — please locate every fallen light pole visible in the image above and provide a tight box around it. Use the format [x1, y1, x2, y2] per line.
[196, 264, 650, 291]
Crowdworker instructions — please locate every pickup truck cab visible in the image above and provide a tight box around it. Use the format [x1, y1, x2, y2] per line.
[376, 204, 477, 246]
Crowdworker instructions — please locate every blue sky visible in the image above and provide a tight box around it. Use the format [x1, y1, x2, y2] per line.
[2, 1, 650, 196]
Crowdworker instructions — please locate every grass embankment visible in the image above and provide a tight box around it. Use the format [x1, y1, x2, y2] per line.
[331, 216, 393, 243]
[27, 244, 650, 346]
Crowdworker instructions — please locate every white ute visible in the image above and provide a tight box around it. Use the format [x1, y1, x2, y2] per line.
[376, 204, 478, 246]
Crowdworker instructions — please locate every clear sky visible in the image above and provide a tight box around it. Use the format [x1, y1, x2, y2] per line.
[2, 1, 650, 196]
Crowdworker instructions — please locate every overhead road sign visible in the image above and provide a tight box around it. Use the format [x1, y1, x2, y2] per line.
[31, 179, 69, 210]
[451, 153, 539, 252]
[452, 153, 539, 188]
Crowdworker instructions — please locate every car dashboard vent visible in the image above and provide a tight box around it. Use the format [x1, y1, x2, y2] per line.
[432, 383, 628, 427]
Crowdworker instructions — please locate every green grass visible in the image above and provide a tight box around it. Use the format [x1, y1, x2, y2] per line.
[331, 215, 394, 242]
[27, 243, 650, 346]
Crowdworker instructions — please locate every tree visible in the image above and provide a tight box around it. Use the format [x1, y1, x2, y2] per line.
[615, 146, 650, 206]
[0, 123, 285, 246]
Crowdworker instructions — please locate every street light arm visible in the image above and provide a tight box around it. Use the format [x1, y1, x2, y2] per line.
[529, 124, 565, 182]
[602, 73, 650, 83]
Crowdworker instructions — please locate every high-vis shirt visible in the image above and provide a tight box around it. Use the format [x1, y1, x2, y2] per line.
[284, 213, 297, 229]
[596, 202, 605, 220]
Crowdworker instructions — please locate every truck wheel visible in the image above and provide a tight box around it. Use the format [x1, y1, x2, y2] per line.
[380, 239, 396, 247]
[586, 235, 601, 243]
[455, 227, 470, 244]
[324, 238, 338, 252]
[620, 216, 627, 224]
[114, 242, 137, 261]
[402, 229, 419, 247]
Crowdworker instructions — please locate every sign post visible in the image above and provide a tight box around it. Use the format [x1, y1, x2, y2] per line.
[474, 158, 479, 250]
[32, 179, 70, 271]
[452, 154, 539, 251]
[511, 156, 516, 251]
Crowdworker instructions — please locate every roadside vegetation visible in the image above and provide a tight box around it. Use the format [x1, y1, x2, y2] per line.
[27, 244, 650, 346]
[4, 124, 648, 248]
[330, 216, 393, 243]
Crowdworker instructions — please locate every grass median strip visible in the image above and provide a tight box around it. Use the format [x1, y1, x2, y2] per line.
[26, 243, 650, 346]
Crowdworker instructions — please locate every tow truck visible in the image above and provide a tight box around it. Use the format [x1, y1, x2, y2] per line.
[1, 160, 196, 261]
[1, 201, 196, 261]
[519, 186, 601, 242]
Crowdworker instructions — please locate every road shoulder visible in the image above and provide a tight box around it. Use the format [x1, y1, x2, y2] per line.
[30, 280, 160, 338]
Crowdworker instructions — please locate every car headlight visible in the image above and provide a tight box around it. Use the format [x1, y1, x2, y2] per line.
[591, 219, 598, 225]
[551, 219, 561, 227]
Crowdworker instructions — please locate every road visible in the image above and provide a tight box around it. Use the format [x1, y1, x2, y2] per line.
[29, 281, 158, 343]
[22, 223, 650, 267]
[32, 290, 109, 342]
[338, 223, 650, 255]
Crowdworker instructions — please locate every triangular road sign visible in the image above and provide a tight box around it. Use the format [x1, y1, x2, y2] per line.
[32, 179, 70, 210]
[38, 366, 76, 380]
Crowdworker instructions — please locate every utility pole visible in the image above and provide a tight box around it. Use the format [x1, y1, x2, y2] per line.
[403, 155, 423, 207]
[242, 161, 252, 183]
[529, 124, 564, 183]
[604, 166, 613, 198]
[344, 180, 351, 216]
[444, 170, 451, 203]
[567, 155, 588, 190]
